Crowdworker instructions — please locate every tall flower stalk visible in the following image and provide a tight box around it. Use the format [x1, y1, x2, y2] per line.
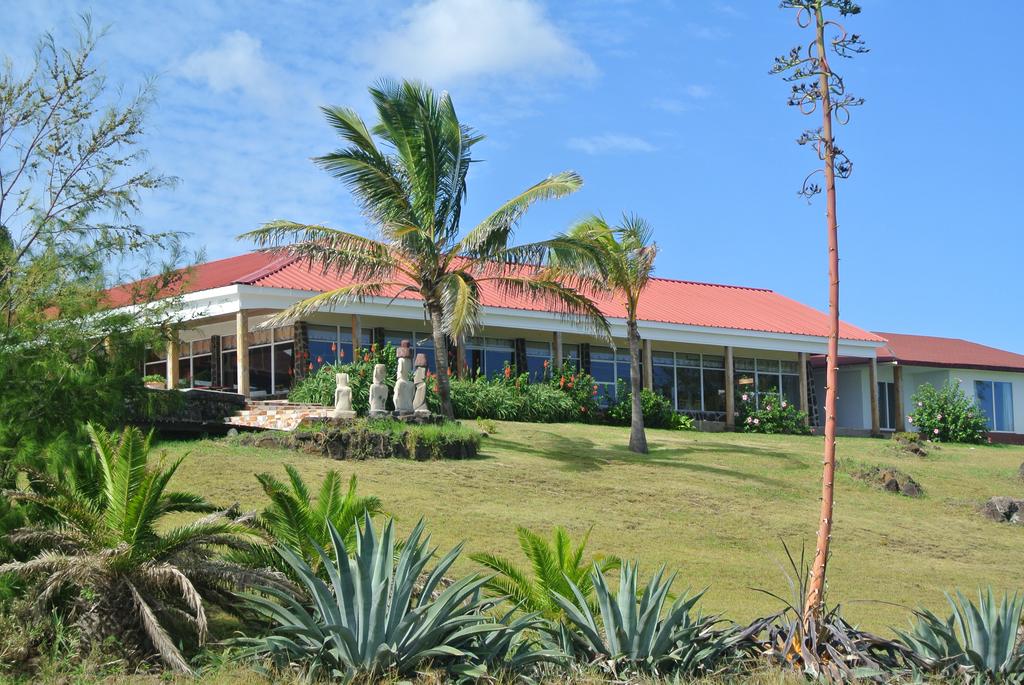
[771, 0, 867, 620]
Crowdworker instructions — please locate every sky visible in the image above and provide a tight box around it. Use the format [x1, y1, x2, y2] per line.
[5, 0, 1023, 352]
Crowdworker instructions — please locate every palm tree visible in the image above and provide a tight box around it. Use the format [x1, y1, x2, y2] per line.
[556, 214, 658, 453]
[0, 425, 280, 674]
[241, 80, 608, 418]
[470, 526, 619, 621]
[231, 465, 384, 582]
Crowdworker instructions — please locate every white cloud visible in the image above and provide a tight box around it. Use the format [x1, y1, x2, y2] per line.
[362, 0, 595, 84]
[179, 31, 281, 102]
[713, 2, 746, 19]
[686, 23, 731, 40]
[685, 84, 711, 99]
[567, 134, 656, 155]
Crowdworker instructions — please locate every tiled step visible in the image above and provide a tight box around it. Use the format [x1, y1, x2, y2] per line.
[225, 401, 332, 431]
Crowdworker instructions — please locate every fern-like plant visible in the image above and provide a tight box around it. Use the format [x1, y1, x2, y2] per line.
[470, 526, 619, 620]
[236, 514, 535, 680]
[0, 425, 278, 673]
[232, 465, 383, 582]
[551, 561, 735, 677]
[897, 590, 1024, 682]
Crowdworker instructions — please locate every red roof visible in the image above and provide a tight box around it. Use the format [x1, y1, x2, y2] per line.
[873, 332, 1024, 372]
[109, 251, 883, 342]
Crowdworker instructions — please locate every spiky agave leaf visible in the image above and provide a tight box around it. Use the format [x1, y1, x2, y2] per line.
[235, 515, 531, 679]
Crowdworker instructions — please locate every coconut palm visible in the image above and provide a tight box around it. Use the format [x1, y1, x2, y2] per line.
[231, 465, 384, 583]
[0, 424, 280, 674]
[470, 525, 619, 621]
[556, 214, 658, 453]
[241, 80, 608, 418]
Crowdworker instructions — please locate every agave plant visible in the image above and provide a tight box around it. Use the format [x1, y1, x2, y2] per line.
[236, 514, 541, 680]
[231, 465, 383, 582]
[551, 561, 735, 677]
[0, 425, 278, 674]
[470, 525, 619, 620]
[896, 590, 1024, 682]
[741, 543, 913, 682]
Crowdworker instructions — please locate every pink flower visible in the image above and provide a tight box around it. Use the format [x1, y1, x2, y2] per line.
[936, 413, 942, 420]
[745, 416, 752, 424]
[906, 416, 913, 424]
[933, 428, 940, 435]
[781, 401, 788, 409]
[753, 418, 760, 425]
[765, 405, 772, 412]
[917, 402, 923, 407]
[741, 394, 748, 401]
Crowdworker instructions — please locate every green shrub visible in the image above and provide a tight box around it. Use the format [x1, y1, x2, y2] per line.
[288, 343, 398, 413]
[449, 363, 600, 423]
[738, 392, 810, 435]
[908, 381, 988, 444]
[606, 379, 693, 429]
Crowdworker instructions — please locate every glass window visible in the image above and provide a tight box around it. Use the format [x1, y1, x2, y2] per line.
[652, 351, 674, 366]
[678, 353, 701, 368]
[703, 355, 724, 370]
[177, 357, 192, 387]
[703, 369, 726, 412]
[526, 341, 551, 382]
[222, 350, 237, 390]
[249, 346, 273, 396]
[590, 346, 614, 362]
[384, 329, 411, 347]
[757, 372, 779, 396]
[192, 354, 212, 388]
[652, 364, 674, 405]
[561, 344, 580, 370]
[735, 357, 755, 372]
[781, 375, 801, 407]
[780, 360, 800, 374]
[308, 325, 338, 370]
[676, 367, 701, 411]
[976, 380, 1015, 432]
[274, 342, 294, 393]
[878, 382, 895, 430]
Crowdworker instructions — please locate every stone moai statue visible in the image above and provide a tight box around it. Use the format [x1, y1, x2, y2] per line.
[333, 372, 356, 420]
[412, 366, 429, 415]
[393, 357, 415, 415]
[368, 363, 389, 418]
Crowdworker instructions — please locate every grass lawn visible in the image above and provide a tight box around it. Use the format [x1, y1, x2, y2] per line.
[162, 422, 1024, 633]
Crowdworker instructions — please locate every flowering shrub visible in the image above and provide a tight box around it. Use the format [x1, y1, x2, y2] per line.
[907, 381, 987, 444]
[289, 343, 398, 414]
[606, 379, 694, 430]
[738, 391, 811, 435]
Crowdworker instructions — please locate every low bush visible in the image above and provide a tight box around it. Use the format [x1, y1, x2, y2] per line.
[288, 343, 399, 413]
[738, 392, 810, 435]
[908, 381, 988, 444]
[606, 379, 694, 429]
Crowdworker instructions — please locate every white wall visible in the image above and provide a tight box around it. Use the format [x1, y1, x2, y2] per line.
[811, 363, 872, 429]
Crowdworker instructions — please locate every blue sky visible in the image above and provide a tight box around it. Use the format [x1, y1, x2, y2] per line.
[7, 1, 1023, 352]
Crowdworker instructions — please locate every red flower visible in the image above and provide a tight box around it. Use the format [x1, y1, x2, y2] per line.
[316, 356, 323, 364]
[330, 342, 337, 352]
[307, 362, 314, 371]
[504, 366, 511, 379]
[543, 359, 549, 368]
[363, 353, 371, 362]
[287, 367, 293, 376]
[592, 388, 598, 396]
[339, 349, 345, 359]
[559, 377, 565, 388]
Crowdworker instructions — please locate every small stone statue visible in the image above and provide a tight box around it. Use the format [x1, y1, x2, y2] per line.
[396, 339, 412, 359]
[393, 357, 415, 415]
[368, 364, 389, 418]
[333, 372, 356, 420]
[412, 367, 429, 415]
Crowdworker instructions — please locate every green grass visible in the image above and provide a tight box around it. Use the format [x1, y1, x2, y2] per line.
[162, 422, 1024, 633]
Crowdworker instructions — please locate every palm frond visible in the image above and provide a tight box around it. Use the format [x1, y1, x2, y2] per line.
[439, 269, 480, 338]
[456, 171, 583, 259]
[127, 581, 193, 674]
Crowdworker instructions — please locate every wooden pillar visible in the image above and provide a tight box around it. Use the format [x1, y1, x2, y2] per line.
[166, 335, 180, 390]
[724, 346, 735, 430]
[892, 362, 905, 432]
[799, 352, 810, 426]
[236, 311, 250, 397]
[553, 331, 563, 370]
[868, 357, 881, 436]
[642, 338, 653, 391]
[350, 314, 361, 356]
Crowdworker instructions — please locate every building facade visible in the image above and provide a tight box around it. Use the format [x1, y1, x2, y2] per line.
[116, 251, 885, 430]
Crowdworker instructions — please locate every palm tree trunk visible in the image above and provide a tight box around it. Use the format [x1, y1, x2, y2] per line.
[806, 0, 838, 621]
[427, 303, 455, 419]
[627, 319, 648, 454]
